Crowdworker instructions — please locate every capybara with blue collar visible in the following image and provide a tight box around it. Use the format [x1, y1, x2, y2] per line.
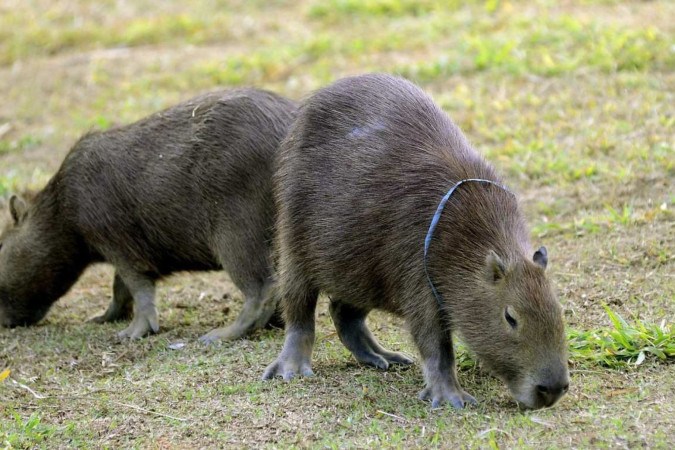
[263, 74, 569, 409]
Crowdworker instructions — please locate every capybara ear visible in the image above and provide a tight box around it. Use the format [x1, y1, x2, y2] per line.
[486, 250, 507, 283]
[533, 246, 548, 269]
[9, 194, 27, 225]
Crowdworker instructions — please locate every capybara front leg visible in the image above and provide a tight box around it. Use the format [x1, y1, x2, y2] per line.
[411, 321, 477, 409]
[262, 287, 318, 381]
[89, 272, 134, 324]
[115, 272, 159, 339]
[200, 280, 277, 343]
[262, 326, 315, 380]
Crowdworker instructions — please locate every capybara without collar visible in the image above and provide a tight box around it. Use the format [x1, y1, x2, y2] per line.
[0, 89, 296, 341]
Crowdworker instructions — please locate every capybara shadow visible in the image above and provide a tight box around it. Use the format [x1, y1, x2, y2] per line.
[263, 74, 569, 410]
[0, 88, 296, 342]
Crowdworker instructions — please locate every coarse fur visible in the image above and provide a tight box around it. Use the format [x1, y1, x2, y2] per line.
[0, 88, 297, 341]
[263, 74, 569, 410]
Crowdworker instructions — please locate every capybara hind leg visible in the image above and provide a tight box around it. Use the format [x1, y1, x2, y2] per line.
[265, 308, 284, 329]
[115, 272, 159, 339]
[330, 300, 413, 370]
[89, 273, 134, 323]
[262, 284, 319, 381]
[200, 280, 277, 343]
[410, 318, 477, 409]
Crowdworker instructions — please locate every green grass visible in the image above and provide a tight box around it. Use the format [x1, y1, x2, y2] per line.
[0, 169, 52, 198]
[307, 0, 505, 20]
[532, 202, 673, 238]
[308, 0, 447, 19]
[1, 0, 674, 447]
[2, 413, 61, 447]
[569, 306, 675, 369]
[0, 8, 233, 65]
[399, 18, 672, 79]
[0, 135, 42, 156]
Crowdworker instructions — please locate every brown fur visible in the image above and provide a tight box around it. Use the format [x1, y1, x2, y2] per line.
[263, 74, 568, 409]
[0, 89, 296, 341]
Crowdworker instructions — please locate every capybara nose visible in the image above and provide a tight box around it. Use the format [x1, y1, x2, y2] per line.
[536, 381, 569, 407]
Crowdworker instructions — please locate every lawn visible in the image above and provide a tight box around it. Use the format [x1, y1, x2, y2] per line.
[1, 0, 673, 448]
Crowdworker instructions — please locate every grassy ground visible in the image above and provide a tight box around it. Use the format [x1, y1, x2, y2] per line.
[1, 0, 673, 448]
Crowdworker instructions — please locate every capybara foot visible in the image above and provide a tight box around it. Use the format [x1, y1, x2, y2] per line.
[262, 355, 314, 381]
[90, 312, 124, 324]
[199, 324, 247, 344]
[419, 384, 478, 409]
[88, 305, 133, 324]
[354, 347, 414, 370]
[88, 279, 134, 324]
[89, 312, 111, 324]
[117, 310, 159, 339]
[334, 319, 414, 369]
[262, 329, 315, 380]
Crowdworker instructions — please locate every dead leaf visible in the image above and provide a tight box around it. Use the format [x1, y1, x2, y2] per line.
[168, 342, 186, 350]
[530, 416, 554, 428]
[606, 388, 637, 398]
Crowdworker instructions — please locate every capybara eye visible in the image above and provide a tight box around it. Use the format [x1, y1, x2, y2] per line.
[505, 308, 517, 328]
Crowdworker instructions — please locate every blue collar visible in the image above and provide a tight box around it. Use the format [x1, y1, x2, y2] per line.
[423, 178, 513, 306]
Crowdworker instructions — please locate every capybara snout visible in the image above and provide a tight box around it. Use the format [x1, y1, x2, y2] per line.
[506, 357, 570, 409]
[0, 197, 75, 328]
[0, 299, 49, 328]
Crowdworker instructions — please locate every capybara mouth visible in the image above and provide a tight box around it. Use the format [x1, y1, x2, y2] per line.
[511, 379, 569, 409]
[2, 316, 39, 328]
[0, 305, 48, 328]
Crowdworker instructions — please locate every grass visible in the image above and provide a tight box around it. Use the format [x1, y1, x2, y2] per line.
[398, 18, 672, 79]
[532, 202, 673, 238]
[1, 0, 674, 448]
[0, 135, 42, 156]
[0, 7, 233, 65]
[308, 0, 450, 19]
[568, 306, 674, 369]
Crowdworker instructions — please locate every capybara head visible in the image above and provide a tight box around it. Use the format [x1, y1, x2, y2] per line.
[459, 247, 569, 409]
[0, 195, 66, 327]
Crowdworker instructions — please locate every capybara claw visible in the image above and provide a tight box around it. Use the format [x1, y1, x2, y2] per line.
[262, 359, 313, 381]
[199, 325, 245, 344]
[262, 361, 282, 380]
[463, 393, 478, 406]
[372, 358, 389, 371]
[354, 352, 389, 370]
[389, 353, 414, 365]
[88, 314, 108, 324]
[355, 350, 414, 370]
[419, 386, 477, 410]
[117, 314, 158, 340]
[89, 308, 131, 324]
